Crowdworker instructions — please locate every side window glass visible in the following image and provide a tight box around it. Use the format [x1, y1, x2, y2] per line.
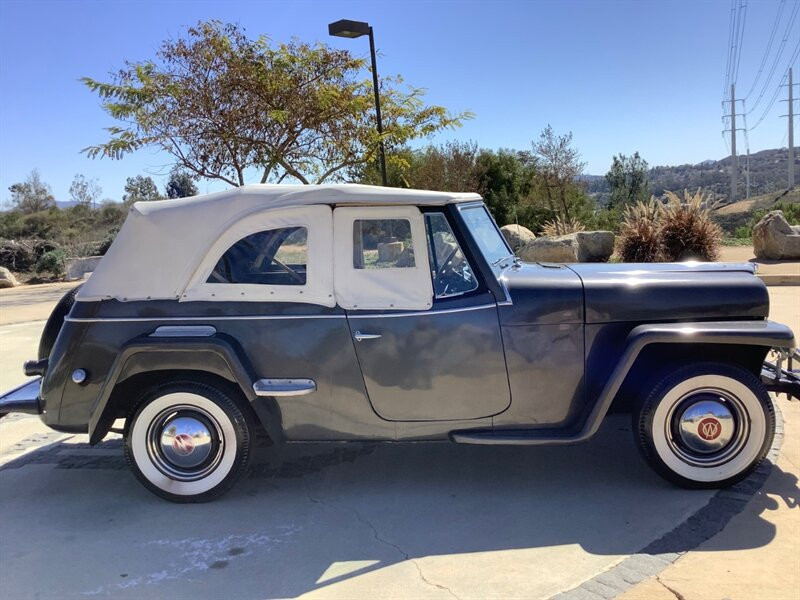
[425, 213, 479, 298]
[208, 226, 308, 285]
[353, 219, 415, 269]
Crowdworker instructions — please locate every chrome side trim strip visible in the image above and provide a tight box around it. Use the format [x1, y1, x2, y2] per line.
[66, 314, 347, 323]
[150, 325, 217, 337]
[253, 378, 316, 397]
[348, 303, 496, 319]
[65, 304, 497, 323]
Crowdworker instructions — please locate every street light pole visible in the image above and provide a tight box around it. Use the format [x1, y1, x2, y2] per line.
[366, 27, 388, 187]
[328, 19, 388, 187]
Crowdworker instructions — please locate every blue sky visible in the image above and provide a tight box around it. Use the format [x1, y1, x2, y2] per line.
[0, 0, 797, 204]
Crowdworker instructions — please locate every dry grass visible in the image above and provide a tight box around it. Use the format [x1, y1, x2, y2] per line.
[617, 199, 663, 262]
[541, 216, 585, 237]
[660, 190, 722, 261]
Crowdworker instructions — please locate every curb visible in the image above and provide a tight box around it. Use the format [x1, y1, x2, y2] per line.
[551, 399, 785, 600]
[758, 274, 800, 286]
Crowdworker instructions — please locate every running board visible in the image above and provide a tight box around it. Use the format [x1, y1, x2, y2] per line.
[450, 428, 585, 446]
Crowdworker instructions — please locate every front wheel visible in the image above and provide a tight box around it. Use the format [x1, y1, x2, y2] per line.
[124, 380, 253, 502]
[634, 362, 775, 489]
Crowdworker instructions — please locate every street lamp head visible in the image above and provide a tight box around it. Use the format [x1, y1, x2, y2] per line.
[328, 19, 371, 39]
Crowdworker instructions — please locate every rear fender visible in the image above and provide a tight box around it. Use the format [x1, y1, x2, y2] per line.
[88, 335, 260, 444]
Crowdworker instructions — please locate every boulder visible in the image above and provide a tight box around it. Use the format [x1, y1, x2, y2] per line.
[65, 256, 103, 281]
[0, 266, 20, 288]
[377, 241, 404, 263]
[752, 211, 800, 260]
[500, 224, 536, 252]
[518, 236, 579, 263]
[518, 231, 614, 263]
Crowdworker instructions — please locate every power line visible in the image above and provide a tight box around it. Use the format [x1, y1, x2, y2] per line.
[745, 0, 799, 115]
[723, 0, 737, 96]
[742, 0, 786, 99]
[732, 0, 748, 85]
[749, 39, 800, 130]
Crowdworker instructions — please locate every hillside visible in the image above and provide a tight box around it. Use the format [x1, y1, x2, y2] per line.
[586, 147, 797, 203]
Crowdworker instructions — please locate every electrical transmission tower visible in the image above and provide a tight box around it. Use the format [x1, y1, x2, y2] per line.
[780, 67, 798, 188]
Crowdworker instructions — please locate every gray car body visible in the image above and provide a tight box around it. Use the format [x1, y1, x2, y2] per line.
[31, 201, 796, 445]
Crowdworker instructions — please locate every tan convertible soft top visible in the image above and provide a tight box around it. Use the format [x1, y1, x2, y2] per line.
[77, 184, 481, 303]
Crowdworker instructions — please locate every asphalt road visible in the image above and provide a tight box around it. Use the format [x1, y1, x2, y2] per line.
[0, 286, 797, 599]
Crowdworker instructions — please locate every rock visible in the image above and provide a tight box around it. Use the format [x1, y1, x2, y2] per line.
[500, 224, 536, 252]
[572, 231, 615, 262]
[377, 241, 404, 263]
[518, 236, 579, 263]
[753, 211, 800, 260]
[0, 266, 20, 288]
[65, 256, 103, 281]
[395, 247, 415, 268]
[518, 231, 614, 263]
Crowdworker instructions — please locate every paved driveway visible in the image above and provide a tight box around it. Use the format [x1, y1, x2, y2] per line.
[0, 285, 797, 599]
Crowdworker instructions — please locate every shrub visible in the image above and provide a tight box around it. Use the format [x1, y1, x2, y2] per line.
[0, 239, 57, 271]
[541, 215, 585, 237]
[617, 200, 663, 262]
[659, 190, 722, 261]
[35, 249, 67, 277]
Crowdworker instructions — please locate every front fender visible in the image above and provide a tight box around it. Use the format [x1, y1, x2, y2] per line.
[584, 320, 795, 439]
[88, 334, 257, 443]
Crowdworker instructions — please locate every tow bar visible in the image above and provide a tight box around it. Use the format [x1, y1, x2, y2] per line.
[762, 348, 800, 401]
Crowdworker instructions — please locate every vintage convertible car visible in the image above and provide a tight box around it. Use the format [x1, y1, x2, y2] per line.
[1, 184, 798, 502]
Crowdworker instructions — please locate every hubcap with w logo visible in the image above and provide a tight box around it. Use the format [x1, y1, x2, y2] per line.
[667, 391, 749, 467]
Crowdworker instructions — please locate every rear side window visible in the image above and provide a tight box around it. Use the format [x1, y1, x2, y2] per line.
[208, 226, 308, 285]
[353, 218, 415, 269]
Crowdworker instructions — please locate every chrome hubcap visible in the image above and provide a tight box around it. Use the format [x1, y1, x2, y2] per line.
[146, 406, 224, 481]
[666, 390, 749, 468]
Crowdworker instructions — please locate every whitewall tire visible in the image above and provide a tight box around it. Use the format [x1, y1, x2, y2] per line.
[124, 380, 253, 502]
[634, 362, 774, 489]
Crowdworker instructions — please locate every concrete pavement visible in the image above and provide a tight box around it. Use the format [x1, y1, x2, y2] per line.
[0, 282, 797, 599]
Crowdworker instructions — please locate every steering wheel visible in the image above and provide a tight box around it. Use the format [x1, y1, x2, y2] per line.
[434, 246, 460, 287]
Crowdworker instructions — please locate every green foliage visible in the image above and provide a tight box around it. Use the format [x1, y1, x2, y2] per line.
[605, 152, 650, 207]
[35, 249, 66, 276]
[729, 201, 800, 240]
[476, 149, 536, 228]
[165, 171, 199, 198]
[82, 20, 470, 186]
[123, 175, 162, 204]
[8, 170, 56, 213]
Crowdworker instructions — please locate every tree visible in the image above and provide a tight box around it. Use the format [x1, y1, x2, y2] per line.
[165, 171, 199, 198]
[68, 174, 102, 208]
[527, 125, 590, 233]
[8, 170, 56, 213]
[606, 152, 650, 207]
[475, 149, 537, 228]
[122, 175, 162, 204]
[82, 20, 470, 186]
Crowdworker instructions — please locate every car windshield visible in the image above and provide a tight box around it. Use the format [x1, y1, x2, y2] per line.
[459, 205, 514, 272]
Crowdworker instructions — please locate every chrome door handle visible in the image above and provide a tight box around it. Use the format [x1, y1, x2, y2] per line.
[354, 331, 382, 342]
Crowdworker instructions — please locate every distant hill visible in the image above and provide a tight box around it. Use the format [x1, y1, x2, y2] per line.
[585, 147, 797, 204]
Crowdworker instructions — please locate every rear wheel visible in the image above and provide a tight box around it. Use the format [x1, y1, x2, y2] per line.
[124, 380, 253, 502]
[633, 362, 774, 489]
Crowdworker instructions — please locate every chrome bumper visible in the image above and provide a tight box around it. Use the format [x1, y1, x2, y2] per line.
[0, 378, 42, 416]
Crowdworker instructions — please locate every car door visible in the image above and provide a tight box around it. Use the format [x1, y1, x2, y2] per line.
[335, 206, 511, 421]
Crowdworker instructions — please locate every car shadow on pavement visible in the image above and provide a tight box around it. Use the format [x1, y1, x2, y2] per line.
[0, 416, 796, 599]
